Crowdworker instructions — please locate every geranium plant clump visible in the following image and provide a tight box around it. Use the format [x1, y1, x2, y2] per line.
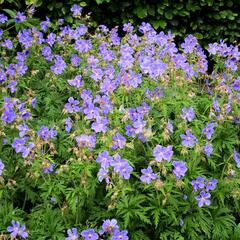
[0, 5, 240, 239]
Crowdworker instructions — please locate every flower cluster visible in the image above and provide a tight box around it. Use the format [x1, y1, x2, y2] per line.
[97, 152, 133, 183]
[11, 137, 34, 158]
[191, 176, 218, 207]
[66, 219, 128, 240]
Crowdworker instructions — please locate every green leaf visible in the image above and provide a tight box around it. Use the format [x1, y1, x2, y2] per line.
[3, 8, 16, 17]
[147, 5, 155, 16]
[195, 33, 203, 39]
[135, 7, 148, 19]
[80, 1, 87, 7]
[95, 0, 105, 4]
[151, 19, 167, 29]
[165, 11, 173, 20]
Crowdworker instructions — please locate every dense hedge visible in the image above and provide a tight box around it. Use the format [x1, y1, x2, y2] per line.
[1, 0, 239, 44]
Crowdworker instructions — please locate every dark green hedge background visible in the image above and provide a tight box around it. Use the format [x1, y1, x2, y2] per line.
[1, 0, 240, 44]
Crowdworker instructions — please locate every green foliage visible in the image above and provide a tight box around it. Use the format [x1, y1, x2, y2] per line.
[1, 0, 239, 43]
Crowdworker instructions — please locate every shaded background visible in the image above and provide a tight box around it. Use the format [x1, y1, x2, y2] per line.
[1, 0, 239, 44]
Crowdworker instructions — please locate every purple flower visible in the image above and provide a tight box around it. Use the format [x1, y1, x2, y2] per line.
[65, 117, 72, 133]
[64, 97, 80, 113]
[172, 53, 187, 69]
[100, 219, 118, 235]
[37, 126, 46, 139]
[149, 60, 168, 78]
[125, 125, 136, 137]
[87, 55, 99, 66]
[42, 46, 52, 60]
[139, 22, 152, 34]
[51, 55, 66, 75]
[17, 124, 29, 137]
[50, 197, 57, 204]
[180, 130, 198, 147]
[70, 54, 81, 66]
[205, 179, 218, 191]
[75, 134, 96, 149]
[15, 62, 28, 76]
[8, 80, 17, 93]
[18, 29, 33, 49]
[16, 51, 27, 62]
[232, 77, 240, 91]
[100, 78, 118, 94]
[181, 34, 198, 54]
[96, 151, 113, 169]
[123, 23, 134, 33]
[7, 220, 28, 239]
[0, 69, 7, 83]
[153, 145, 173, 162]
[140, 56, 152, 74]
[21, 142, 34, 158]
[14, 12, 26, 23]
[12, 137, 26, 153]
[120, 70, 142, 88]
[208, 43, 220, 55]
[172, 161, 187, 180]
[140, 166, 157, 184]
[132, 119, 146, 134]
[66, 228, 79, 240]
[2, 39, 13, 49]
[181, 107, 195, 122]
[81, 229, 98, 240]
[110, 230, 129, 240]
[166, 120, 174, 133]
[212, 98, 220, 113]
[71, 4, 83, 16]
[233, 149, 240, 168]
[225, 59, 237, 72]
[91, 117, 108, 133]
[46, 33, 56, 47]
[1, 97, 16, 124]
[42, 160, 55, 173]
[111, 133, 126, 149]
[31, 97, 37, 108]
[195, 191, 211, 207]
[111, 154, 133, 179]
[91, 67, 104, 81]
[40, 17, 50, 31]
[0, 159, 4, 176]
[202, 123, 215, 140]
[0, 14, 8, 23]
[83, 104, 100, 120]
[110, 27, 120, 45]
[204, 144, 213, 157]
[94, 95, 113, 115]
[27, 5, 35, 16]
[191, 176, 205, 192]
[75, 39, 92, 53]
[37, 126, 57, 140]
[145, 87, 165, 101]
[98, 167, 110, 183]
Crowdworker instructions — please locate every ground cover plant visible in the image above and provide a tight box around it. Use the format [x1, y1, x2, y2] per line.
[0, 5, 240, 240]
